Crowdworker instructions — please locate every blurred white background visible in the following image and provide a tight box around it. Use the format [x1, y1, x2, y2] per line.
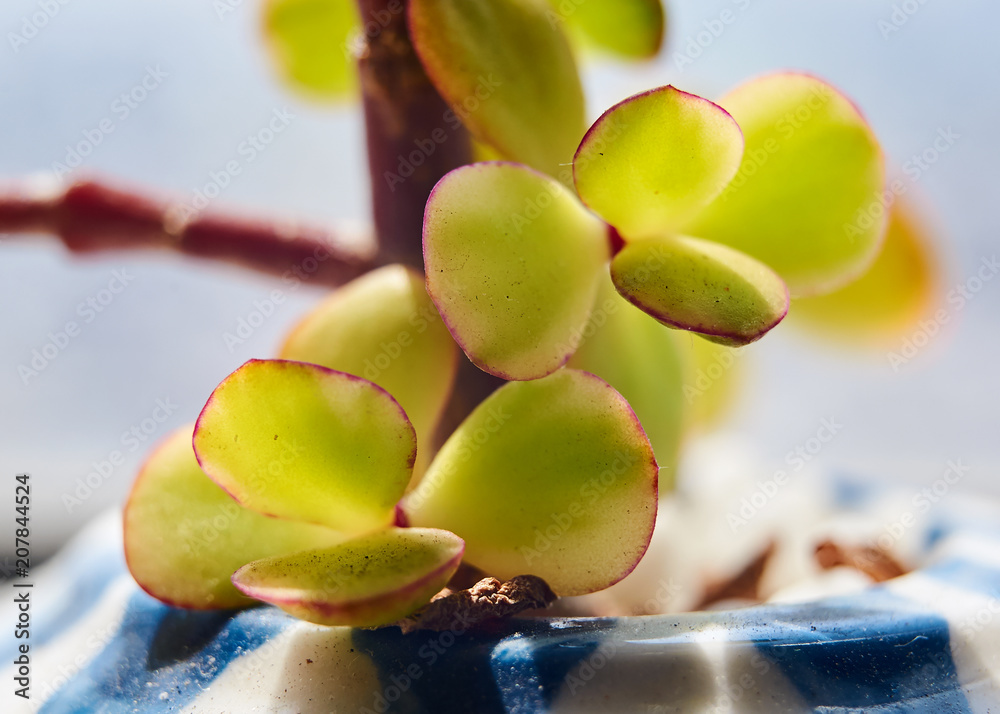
[1, 0, 997, 557]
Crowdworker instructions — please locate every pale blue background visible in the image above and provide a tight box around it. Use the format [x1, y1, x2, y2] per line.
[1, 0, 998, 556]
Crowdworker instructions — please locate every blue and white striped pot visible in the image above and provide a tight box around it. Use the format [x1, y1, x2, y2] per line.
[4, 472, 1000, 713]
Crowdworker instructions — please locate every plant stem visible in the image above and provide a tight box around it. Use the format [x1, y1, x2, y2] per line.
[354, 0, 473, 269]
[354, 0, 504, 444]
[0, 176, 375, 286]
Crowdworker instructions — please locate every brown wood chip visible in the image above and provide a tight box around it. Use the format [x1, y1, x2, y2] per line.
[697, 540, 776, 609]
[394, 575, 557, 633]
[815, 539, 908, 582]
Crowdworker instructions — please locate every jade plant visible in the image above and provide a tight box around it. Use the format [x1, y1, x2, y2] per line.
[126, 357, 657, 625]
[3, 0, 938, 628]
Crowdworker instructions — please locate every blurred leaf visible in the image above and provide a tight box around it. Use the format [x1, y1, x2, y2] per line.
[233, 528, 464, 627]
[280, 265, 458, 477]
[686, 73, 886, 296]
[470, 137, 505, 163]
[193, 359, 415, 535]
[574, 85, 744, 240]
[569, 275, 684, 486]
[409, 0, 585, 178]
[611, 235, 789, 346]
[124, 427, 344, 609]
[404, 369, 659, 596]
[789, 197, 939, 346]
[547, 0, 665, 59]
[263, 0, 359, 99]
[674, 334, 745, 432]
[424, 163, 609, 380]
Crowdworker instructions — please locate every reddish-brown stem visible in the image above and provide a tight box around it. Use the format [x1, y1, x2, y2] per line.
[3, 2, 500, 436]
[355, 0, 503, 439]
[0, 176, 376, 287]
[355, 0, 473, 269]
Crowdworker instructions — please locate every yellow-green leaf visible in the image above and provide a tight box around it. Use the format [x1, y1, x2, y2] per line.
[404, 370, 658, 596]
[280, 265, 458, 477]
[686, 73, 886, 296]
[232, 528, 464, 627]
[574, 85, 744, 240]
[611, 235, 789, 346]
[424, 162, 610, 380]
[263, 0, 359, 99]
[409, 0, 585, 178]
[124, 426, 344, 609]
[789, 197, 940, 346]
[569, 274, 684, 486]
[193, 359, 415, 535]
[675, 334, 745, 432]
[547, 0, 665, 60]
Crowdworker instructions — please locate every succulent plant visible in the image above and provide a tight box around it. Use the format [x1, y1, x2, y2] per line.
[125, 358, 657, 626]
[2, 0, 939, 629]
[423, 74, 885, 385]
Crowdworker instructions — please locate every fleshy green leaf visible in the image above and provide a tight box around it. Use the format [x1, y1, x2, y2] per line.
[568, 275, 684, 486]
[676, 334, 745, 432]
[124, 426, 344, 609]
[424, 162, 610, 380]
[263, 0, 359, 99]
[685, 73, 886, 296]
[789, 197, 939, 346]
[280, 265, 458, 477]
[409, 0, 585, 178]
[232, 528, 464, 627]
[611, 235, 789, 346]
[573, 85, 744, 240]
[193, 359, 415, 535]
[404, 369, 658, 596]
[548, 0, 665, 60]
